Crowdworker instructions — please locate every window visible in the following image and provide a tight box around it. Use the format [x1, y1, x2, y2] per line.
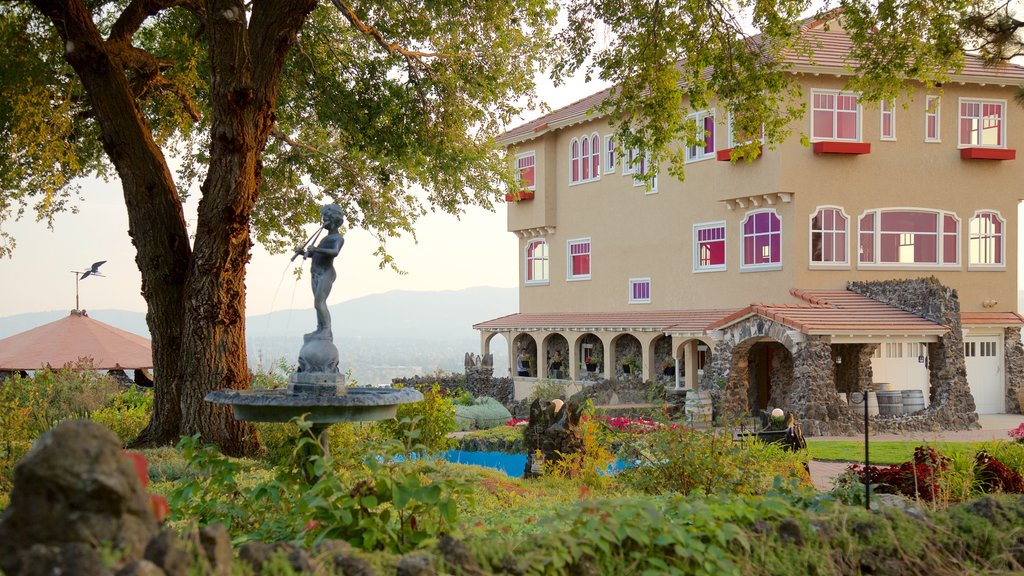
[604, 134, 616, 174]
[632, 150, 657, 193]
[858, 209, 959, 267]
[525, 239, 548, 284]
[925, 96, 940, 142]
[570, 139, 581, 183]
[880, 100, 895, 141]
[969, 211, 1005, 267]
[959, 99, 1005, 148]
[727, 112, 764, 148]
[741, 210, 781, 269]
[589, 133, 601, 178]
[629, 278, 651, 304]
[693, 222, 726, 272]
[516, 152, 536, 192]
[567, 238, 591, 280]
[812, 90, 860, 141]
[685, 110, 716, 162]
[810, 207, 849, 266]
[570, 134, 601, 184]
[622, 146, 638, 175]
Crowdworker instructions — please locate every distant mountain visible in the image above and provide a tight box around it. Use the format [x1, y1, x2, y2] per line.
[0, 286, 518, 384]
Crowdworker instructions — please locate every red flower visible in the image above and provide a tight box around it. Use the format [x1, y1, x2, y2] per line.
[150, 495, 170, 523]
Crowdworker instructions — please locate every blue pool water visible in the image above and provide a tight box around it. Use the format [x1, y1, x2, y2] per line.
[441, 451, 631, 478]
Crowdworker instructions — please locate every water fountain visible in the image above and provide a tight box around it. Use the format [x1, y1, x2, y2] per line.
[206, 204, 422, 454]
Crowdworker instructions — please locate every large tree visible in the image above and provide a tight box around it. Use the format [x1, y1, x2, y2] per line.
[1, 0, 1019, 454]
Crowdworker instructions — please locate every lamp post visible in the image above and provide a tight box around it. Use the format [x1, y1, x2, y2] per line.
[849, 386, 872, 510]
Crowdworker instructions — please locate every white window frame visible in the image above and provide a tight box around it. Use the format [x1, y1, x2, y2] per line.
[693, 221, 727, 273]
[740, 209, 783, 272]
[810, 89, 862, 142]
[604, 134, 616, 174]
[808, 206, 851, 269]
[685, 109, 716, 163]
[567, 237, 592, 281]
[968, 210, 1006, 270]
[857, 208, 961, 269]
[569, 138, 582, 185]
[631, 150, 658, 193]
[621, 146, 639, 175]
[880, 100, 896, 141]
[524, 238, 549, 286]
[958, 98, 1006, 149]
[925, 96, 941, 143]
[628, 277, 652, 304]
[587, 132, 601, 180]
[727, 112, 765, 148]
[515, 151, 537, 192]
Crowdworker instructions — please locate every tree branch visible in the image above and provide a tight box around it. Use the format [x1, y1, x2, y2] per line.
[109, 0, 205, 44]
[328, 0, 469, 61]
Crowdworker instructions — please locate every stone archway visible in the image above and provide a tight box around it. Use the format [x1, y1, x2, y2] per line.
[513, 333, 538, 377]
[543, 333, 569, 379]
[652, 335, 674, 382]
[576, 333, 604, 378]
[612, 334, 643, 380]
[740, 340, 794, 412]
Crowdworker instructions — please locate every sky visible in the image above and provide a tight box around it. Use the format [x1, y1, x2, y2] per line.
[0, 65, 607, 319]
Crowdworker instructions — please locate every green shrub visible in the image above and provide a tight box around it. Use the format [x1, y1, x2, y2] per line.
[618, 426, 810, 496]
[528, 379, 568, 404]
[90, 387, 153, 445]
[376, 384, 456, 455]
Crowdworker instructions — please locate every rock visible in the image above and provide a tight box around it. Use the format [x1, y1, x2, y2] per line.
[438, 535, 484, 575]
[397, 553, 436, 576]
[776, 518, 805, 545]
[333, 555, 377, 576]
[522, 399, 585, 479]
[16, 542, 107, 576]
[117, 560, 169, 576]
[239, 542, 314, 574]
[872, 493, 928, 522]
[0, 420, 159, 576]
[199, 523, 233, 575]
[145, 530, 195, 576]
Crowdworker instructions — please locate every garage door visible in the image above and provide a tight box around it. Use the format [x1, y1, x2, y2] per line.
[964, 336, 1005, 414]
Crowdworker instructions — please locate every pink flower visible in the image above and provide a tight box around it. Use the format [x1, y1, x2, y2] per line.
[1009, 423, 1024, 442]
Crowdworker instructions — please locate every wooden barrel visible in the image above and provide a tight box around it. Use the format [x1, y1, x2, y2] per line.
[902, 389, 926, 414]
[877, 391, 903, 416]
[684, 390, 713, 429]
[874, 382, 894, 392]
[867, 391, 879, 416]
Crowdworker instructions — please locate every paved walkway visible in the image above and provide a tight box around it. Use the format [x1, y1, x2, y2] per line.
[807, 414, 1024, 491]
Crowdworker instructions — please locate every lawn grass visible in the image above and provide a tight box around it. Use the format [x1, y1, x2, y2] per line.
[807, 440, 997, 465]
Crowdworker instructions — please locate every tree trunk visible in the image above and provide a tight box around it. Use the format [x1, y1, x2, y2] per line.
[32, 0, 316, 456]
[30, 0, 192, 447]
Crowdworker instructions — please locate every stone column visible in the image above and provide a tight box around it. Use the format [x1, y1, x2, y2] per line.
[1004, 327, 1024, 414]
[568, 334, 581, 382]
[536, 332, 549, 380]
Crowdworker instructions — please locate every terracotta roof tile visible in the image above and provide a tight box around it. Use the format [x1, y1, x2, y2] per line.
[0, 312, 153, 371]
[708, 289, 949, 335]
[961, 311, 1024, 326]
[473, 309, 738, 334]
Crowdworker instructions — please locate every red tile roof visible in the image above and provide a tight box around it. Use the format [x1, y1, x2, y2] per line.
[0, 311, 153, 371]
[961, 311, 1024, 326]
[706, 289, 949, 335]
[501, 15, 1024, 145]
[473, 309, 738, 333]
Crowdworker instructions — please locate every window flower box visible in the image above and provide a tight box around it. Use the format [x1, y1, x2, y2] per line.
[960, 148, 1016, 160]
[505, 190, 535, 202]
[813, 141, 871, 155]
[716, 146, 763, 161]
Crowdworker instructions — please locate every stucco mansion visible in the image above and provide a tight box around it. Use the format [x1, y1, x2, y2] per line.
[474, 17, 1024, 434]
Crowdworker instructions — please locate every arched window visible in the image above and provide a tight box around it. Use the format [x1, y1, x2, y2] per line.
[525, 239, 549, 284]
[589, 133, 601, 178]
[858, 209, 959, 266]
[741, 210, 781, 269]
[580, 136, 590, 181]
[810, 207, 849, 266]
[570, 139, 581, 184]
[969, 211, 1004, 267]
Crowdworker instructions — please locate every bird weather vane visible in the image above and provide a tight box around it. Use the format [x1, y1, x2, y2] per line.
[71, 260, 106, 312]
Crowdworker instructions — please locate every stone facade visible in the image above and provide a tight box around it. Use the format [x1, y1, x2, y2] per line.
[612, 335, 643, 380]
[392, 360, 515, 406]
[849, 277, 979, 432]
[1005, 327, 1024, 414]
[831, 343, 875, 394]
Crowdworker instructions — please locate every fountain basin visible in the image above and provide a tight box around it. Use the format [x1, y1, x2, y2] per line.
[205, 387, 423, 424]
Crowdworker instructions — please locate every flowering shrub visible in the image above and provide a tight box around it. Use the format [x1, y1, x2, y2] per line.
[505, 418, 529, 426]
[598, 416, 678, 434]
[975, 451, 1024, 494]
[848, 446, 949, 501]
[1009, 423, 1024, 443]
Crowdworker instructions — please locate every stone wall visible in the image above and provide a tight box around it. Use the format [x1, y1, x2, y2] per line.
[1005, 327, 1024, 414]
[613, 335, 643, 380]
[789, 336, 858, 435]
[848, 277, 979, 432]
[392, 370, 514, 406]
[831, 343, 875, 394]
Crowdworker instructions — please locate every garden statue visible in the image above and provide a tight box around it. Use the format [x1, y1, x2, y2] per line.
[291, 204, 344, 389]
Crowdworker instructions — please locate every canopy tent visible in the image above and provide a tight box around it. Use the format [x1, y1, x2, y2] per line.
[0, 310, 152, 371]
